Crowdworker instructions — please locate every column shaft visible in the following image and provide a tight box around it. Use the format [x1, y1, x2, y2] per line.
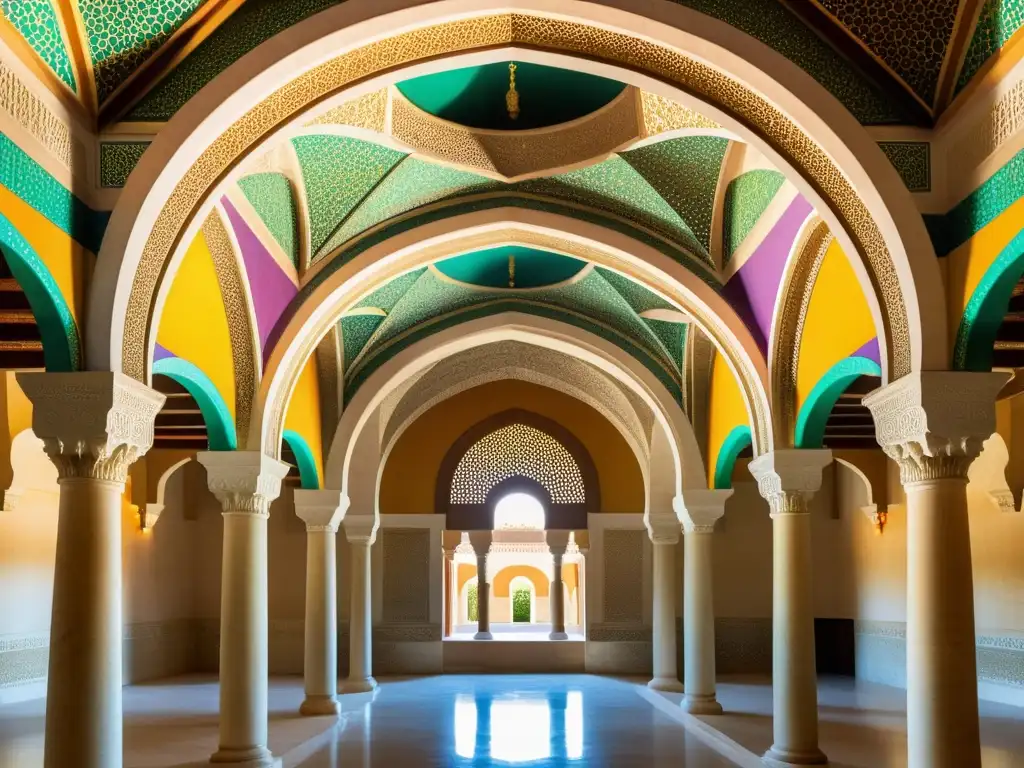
[44, 478, 124, 768]
[300, 529, 339, 715]
[550, 553, 568, 640]
[475, 554, 492, 640]
[767, 509, 824, 766]
[682, 531, 722, 714]
[649, 541, 682, 691]
[905, 477, 980, 768]
[214, 510, 272, 765]
[344, 539, 376, 692]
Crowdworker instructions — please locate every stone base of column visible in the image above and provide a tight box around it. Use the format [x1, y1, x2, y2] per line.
[680, 693, 722, 715]
[341, 677, 378, 694]
[549, 630, 569, 641]
[473, 631, 493, 640]
[210, 745, 280, 767]
[762, 745, 828, 767]
[299, 694, 340, 716]
[647, 677, 684, 693]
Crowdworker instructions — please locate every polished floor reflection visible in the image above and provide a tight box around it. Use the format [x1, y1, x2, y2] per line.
[300, 675, 739, 767]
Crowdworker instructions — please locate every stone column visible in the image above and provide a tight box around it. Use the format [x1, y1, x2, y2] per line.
[294, 489, 348, 716]
[442, 531, 461, 637]
[468, 531, 493, 639]
[645, 511, 683, 692]
[18, 372, 164, 768]
[677, 489, 732, 714]
[749, 449, 832, 768]
[342, 514, 378, 693]
[198, 451, 290, 766]
[865, 371, 1006, 768]
[547, 530, 571, 640]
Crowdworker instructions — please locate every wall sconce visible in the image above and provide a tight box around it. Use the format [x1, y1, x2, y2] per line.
[861, 504, 887, 535]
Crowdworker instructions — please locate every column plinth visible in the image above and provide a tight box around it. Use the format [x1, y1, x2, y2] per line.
[18, 372, 164, 768]
[677, 490, 731, 714]
[342, 514, 378, 694]
[199, 452, 290, 767]
[645, 512, 682, 692]
[865, 371, 1006, 768]
[294, 490, 347, 716]
[547, 530, 571, 640]
[750, 450, 831, 768]
[468, 531, 493, 640]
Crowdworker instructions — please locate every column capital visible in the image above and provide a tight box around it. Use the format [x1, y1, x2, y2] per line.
[17, 371, 165, 483]
[864, 371, 1008, 484]
[343, 513, 378, 545]
[294, 489, 348, 532]
[645, 511, 680, 544]
[198, 451, 290, 517]
[676, 489, 732, 533]
[546, 529, 571, 556]
[749, 449, 831, 516]
[467, 530, 492, 556]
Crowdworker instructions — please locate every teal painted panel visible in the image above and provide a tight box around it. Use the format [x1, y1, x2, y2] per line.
[153, 355, 237, 450]
[435, 247, 586, 288]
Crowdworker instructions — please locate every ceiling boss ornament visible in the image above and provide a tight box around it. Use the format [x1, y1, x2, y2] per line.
[506, 62, 520, 120]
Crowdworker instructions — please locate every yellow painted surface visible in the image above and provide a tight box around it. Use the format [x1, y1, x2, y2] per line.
[493, 565, 550, 597]
[379, 380, 644, 514]
[945, 196, 1024, 350]
[707, 351, 749, 488]
[156, 231, 236, 419]
[283, 355, 324, 485]
[4, 372, 32, 440]
[0, 184, 92, 336]
[796, 239, 877, 412]
[457, 562, 477, 594]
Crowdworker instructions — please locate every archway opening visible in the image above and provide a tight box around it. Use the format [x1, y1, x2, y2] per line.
[494, 492, 546, 531]
[510, 576, 535, 623]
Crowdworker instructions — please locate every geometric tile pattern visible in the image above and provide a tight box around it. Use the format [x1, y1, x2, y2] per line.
[723, 170, 786, 263]
[99, 141, 150, 188]
[237, 172, 298, 267]
[957, 0, 1024, 94]
[0, 0, 77, 92]
[877, 141, 931, 192]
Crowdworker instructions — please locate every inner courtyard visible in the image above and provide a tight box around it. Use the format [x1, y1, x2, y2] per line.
[2, 1, 1024, 767]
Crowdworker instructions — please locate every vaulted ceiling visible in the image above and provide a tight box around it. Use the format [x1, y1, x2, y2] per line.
[0, 0, 1017, 128]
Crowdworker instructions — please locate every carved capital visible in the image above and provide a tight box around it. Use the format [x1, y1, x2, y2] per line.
[676, 489, 732, 533]
[644, 511, 680, 544]
[343, 513, 378, 545]
[467, 530, 493, 556]
[864, 372, 1008, 485]
[294, 489, 348, 532]
[748, 449, 831, 517]
[197, 451, 290, 518]
[17, 372, 165, 484]
[546, 529, 571, 556]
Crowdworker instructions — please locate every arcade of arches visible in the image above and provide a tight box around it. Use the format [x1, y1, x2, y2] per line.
[5, 2, 1024, 767]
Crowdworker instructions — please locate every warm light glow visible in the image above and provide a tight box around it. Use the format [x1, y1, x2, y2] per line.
[494, 492, 545, 530]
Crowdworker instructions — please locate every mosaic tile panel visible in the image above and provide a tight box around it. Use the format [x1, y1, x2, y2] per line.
[817, 0, 958, 104]
[877, 141, 931, 192]
[381, 529, 431, 624]
[620, 136, 729, 251]
[723, 169, 786, 263]
[126, 0, 343, 121]
[0, 0, 76, 92]
[0, 61, 74, 169]
[320, 159, 497, 259]
[672, 0, 908, 124]
[958, 0, 1024, 94]
[99, 140, 150, 188]
[292, 135, 406, 257]
[80, 0, 205, 103]
[340, 313, 384, 370]
[0, 132, 107, 253]
[644, 317, 686, 366]
[353, 268, 425, 313]
[929, 146, 1024, 256]
[603, 529, 644, 624]
[595, 267, 673, 314]
[237, 172, 297, 267]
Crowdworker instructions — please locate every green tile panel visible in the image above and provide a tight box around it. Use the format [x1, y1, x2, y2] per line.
[99, 141, 150, 188]
[340, 313, 385, 370]
[723, 169, 786, 263]
[644, 317, 687, 368]
[292, 135, 406, 257]
[238, 172, 298, 268]
[0, 0, 76, 92]
[594, 266, 673, 314]
[80, 0, 205, 103]
[957, 0, 1024, 94]
[352, 268, 426, 312]
[877, 141, 931, 193]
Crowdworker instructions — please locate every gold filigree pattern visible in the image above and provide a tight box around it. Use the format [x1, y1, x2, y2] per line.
[125, 12, 908, 433]
[771, 219, 831, 443]
[0, 61, 73, 169]
[640, 90, 720, 136]
[307, 88, 388, 132]
[202, 211, 256, 446]
[391, 88, 642, 179]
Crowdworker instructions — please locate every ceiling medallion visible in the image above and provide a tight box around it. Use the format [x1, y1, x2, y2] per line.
[506, 62, 520, 120]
